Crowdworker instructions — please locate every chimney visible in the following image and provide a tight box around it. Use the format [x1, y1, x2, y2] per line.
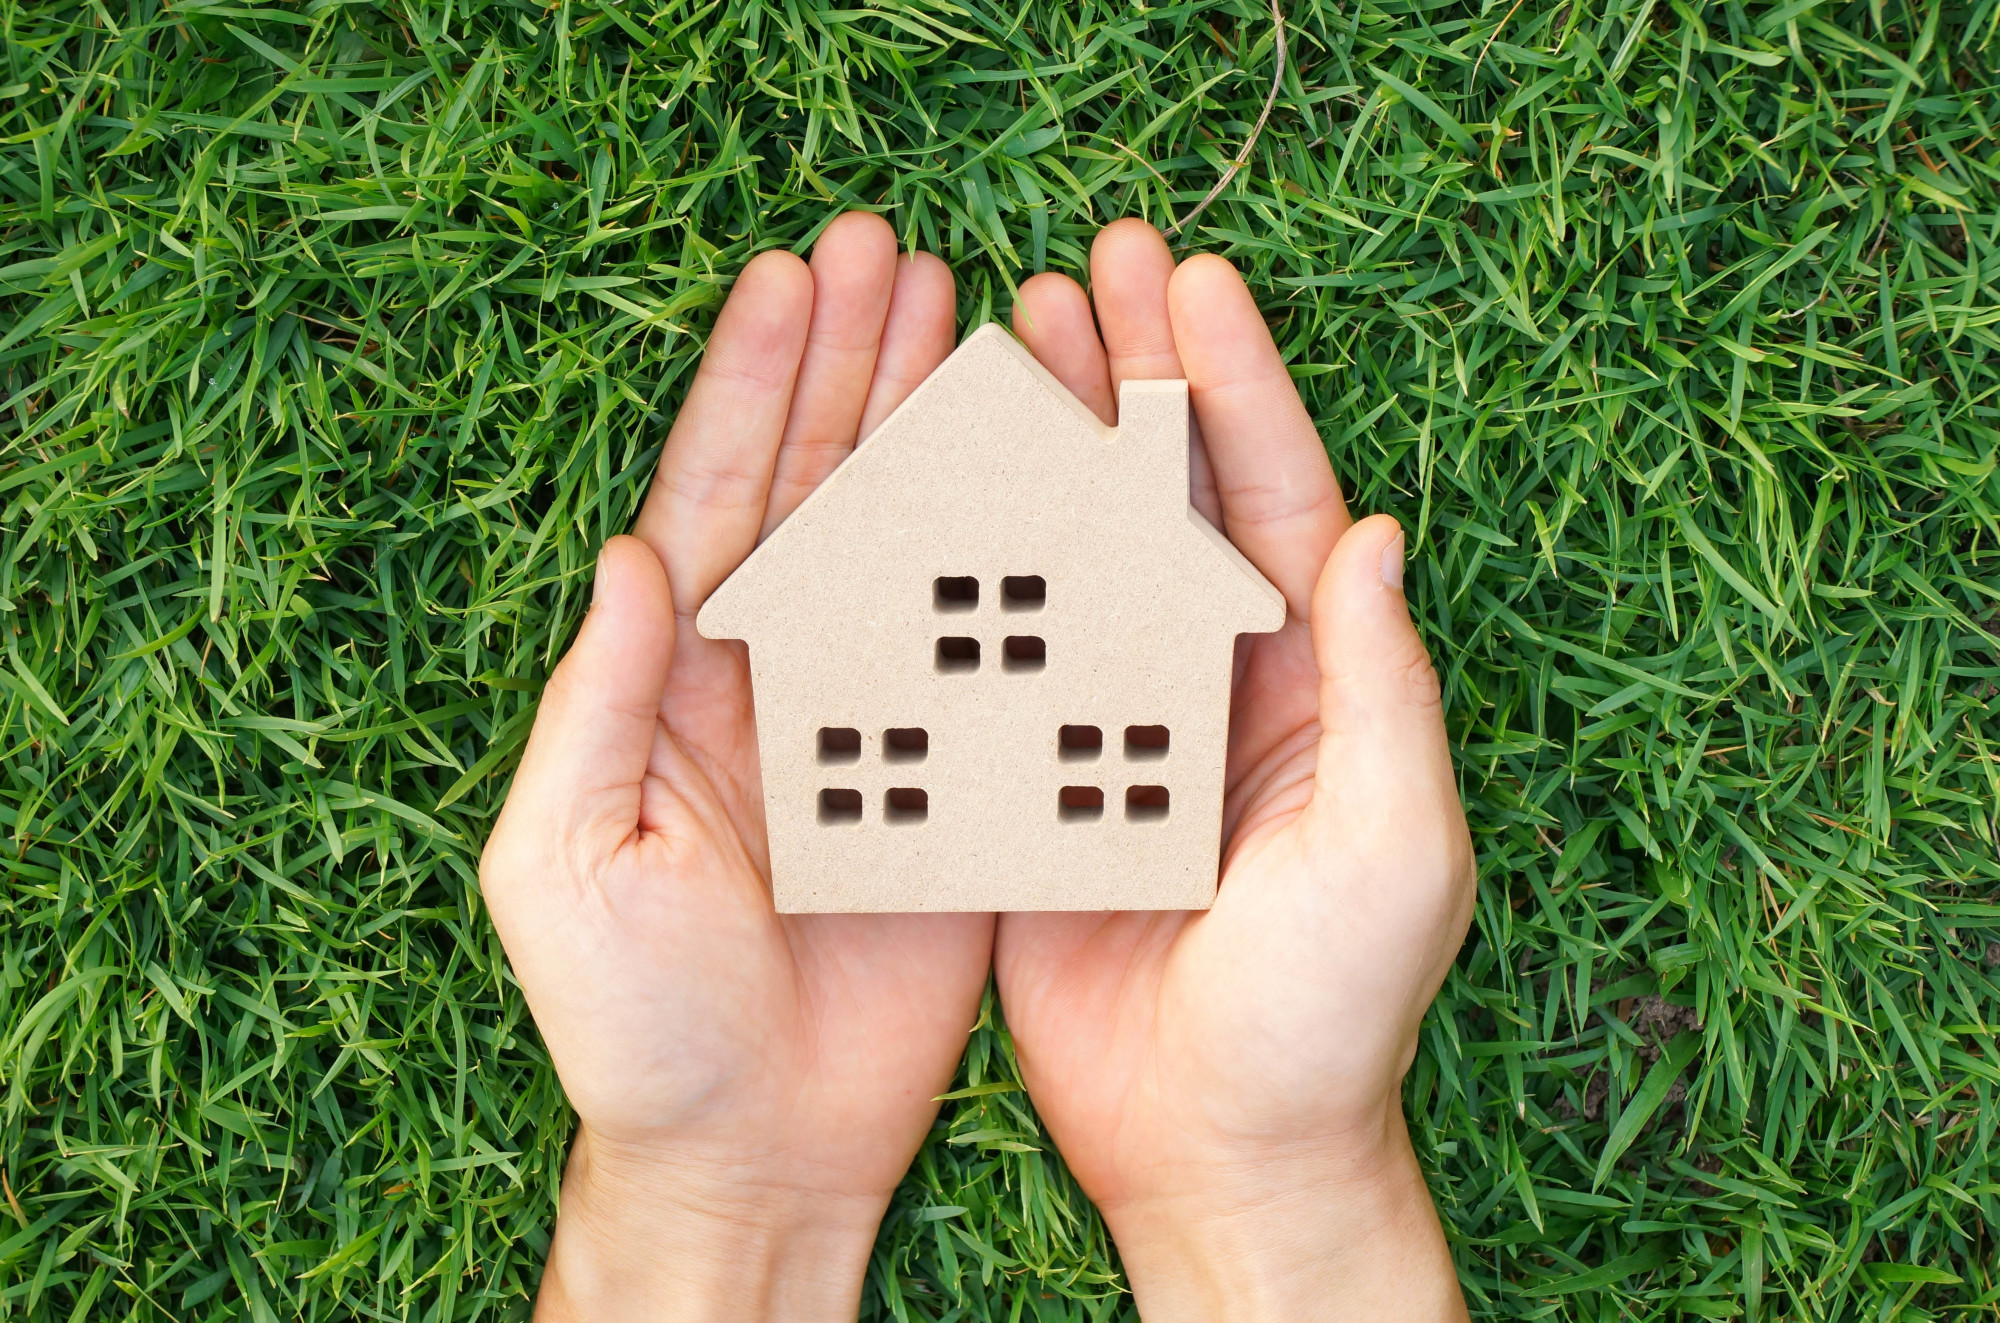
[1115, 379, 1191, 513]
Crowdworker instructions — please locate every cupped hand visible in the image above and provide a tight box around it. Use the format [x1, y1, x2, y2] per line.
[479, 214, 993, 1321]
[995, 221, 1476, 1321]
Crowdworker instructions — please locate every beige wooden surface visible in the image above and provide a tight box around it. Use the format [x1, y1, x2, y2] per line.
[699, 323, 1284, 912]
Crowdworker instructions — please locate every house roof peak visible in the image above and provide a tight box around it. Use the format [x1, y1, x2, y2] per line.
[694, 321, 1285, 646]
[924, 322, 1114, 442]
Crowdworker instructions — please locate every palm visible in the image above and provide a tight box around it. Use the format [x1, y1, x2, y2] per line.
[991, 222, 1473, 1213]
[483, 213, 991, 1206]
[989, 634, 1326, 1187]
[655, 642, 988, 1159]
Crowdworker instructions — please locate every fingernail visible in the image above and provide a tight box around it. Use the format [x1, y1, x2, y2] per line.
[1379, 531, 1406, 590]
[592, 552, 611, 608]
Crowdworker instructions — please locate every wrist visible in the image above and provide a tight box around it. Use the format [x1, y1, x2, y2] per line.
[535, 1126, 887, 1322]
[1101, 1115, 1465, 1323]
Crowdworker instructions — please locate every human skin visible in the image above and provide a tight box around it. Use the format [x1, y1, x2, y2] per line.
[478, 212, 1474, 1320]
[997, 223, 1475, 1320]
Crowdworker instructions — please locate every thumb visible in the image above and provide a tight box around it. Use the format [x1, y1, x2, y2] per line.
[501, 535, 676, 850]
[1305, 515, 1464, 870]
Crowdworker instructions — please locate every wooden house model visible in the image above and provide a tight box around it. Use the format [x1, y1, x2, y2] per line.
[697, 324, 1285, 912]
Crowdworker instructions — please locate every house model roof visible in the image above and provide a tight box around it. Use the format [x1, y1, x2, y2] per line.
[698, 322, 1285, 912]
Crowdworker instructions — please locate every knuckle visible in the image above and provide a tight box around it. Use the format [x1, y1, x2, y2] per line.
[1445, 822, 1478, 896]
[1386, 643, 1444, 710]
[476, 837, 501, 890]
[476, 825, 523, 917]
[657, 448, 771, 513]
[536, 660, 583, 718]
[1419, 803, 1472, 873]
[1219, 462, 1344, 533]
[778, 433, 853, 463]
[1322, 638, 1442, 715]
[806, 320, 884, 355]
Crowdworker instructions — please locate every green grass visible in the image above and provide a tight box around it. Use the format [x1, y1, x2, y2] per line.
[0, 0, 1996, 1314]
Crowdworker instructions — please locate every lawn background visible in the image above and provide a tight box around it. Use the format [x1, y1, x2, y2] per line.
[2, 0, 1998, 1315]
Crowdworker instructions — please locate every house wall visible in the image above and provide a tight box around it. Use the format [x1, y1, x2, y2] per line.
[750, 597, 1240, 911]
[704, 329, 1282, 911]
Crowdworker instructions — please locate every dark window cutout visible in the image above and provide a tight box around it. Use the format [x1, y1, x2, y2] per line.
[884, 727, 929, 763]
[885, 787, 929, 825]
[1003, 636, 1046, 672]
[818, 788, 863, 825]
[934, 576, 979, 613]
[1059, 786, 1104, 822]
[1002, 576, 1046, 611]
[936, 637, 980, 673]
[1058, 725, 1103, 762]
[1126, 785, 1170, 822]
[1124, 725, 1170, 760]
[818, 727, 862, 764]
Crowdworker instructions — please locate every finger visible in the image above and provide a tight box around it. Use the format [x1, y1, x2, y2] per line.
[761, 214, 899, 535]
[503, 536, 676, 850]
[1089, 219, 1224, 523]
[1089, 219, 1183, 389]
[632, 250, 813, 615]
[1011, 272, 1114, 423]
[1305, 516, 1467, 885]
[1168, 254, 1349, 615]
[858, 251, 958, 437]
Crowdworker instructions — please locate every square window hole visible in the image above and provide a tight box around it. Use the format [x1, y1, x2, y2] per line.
[934, 576, 979, 613]
[1002, 576, 1046, 611]
[1126, 785, 1170, 821]
[1124, 725, 1170, 760]
[1059, 786, 1104, 822]
[885, 787, 929, 825]
[1058, 725, 1103, 762]
[884, 727, 929, 763]
[936, 637, 980, 673]
[818, 727, 862, 764]
[818, 788, 863, 824]
[1003, 636, 1046, 672]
